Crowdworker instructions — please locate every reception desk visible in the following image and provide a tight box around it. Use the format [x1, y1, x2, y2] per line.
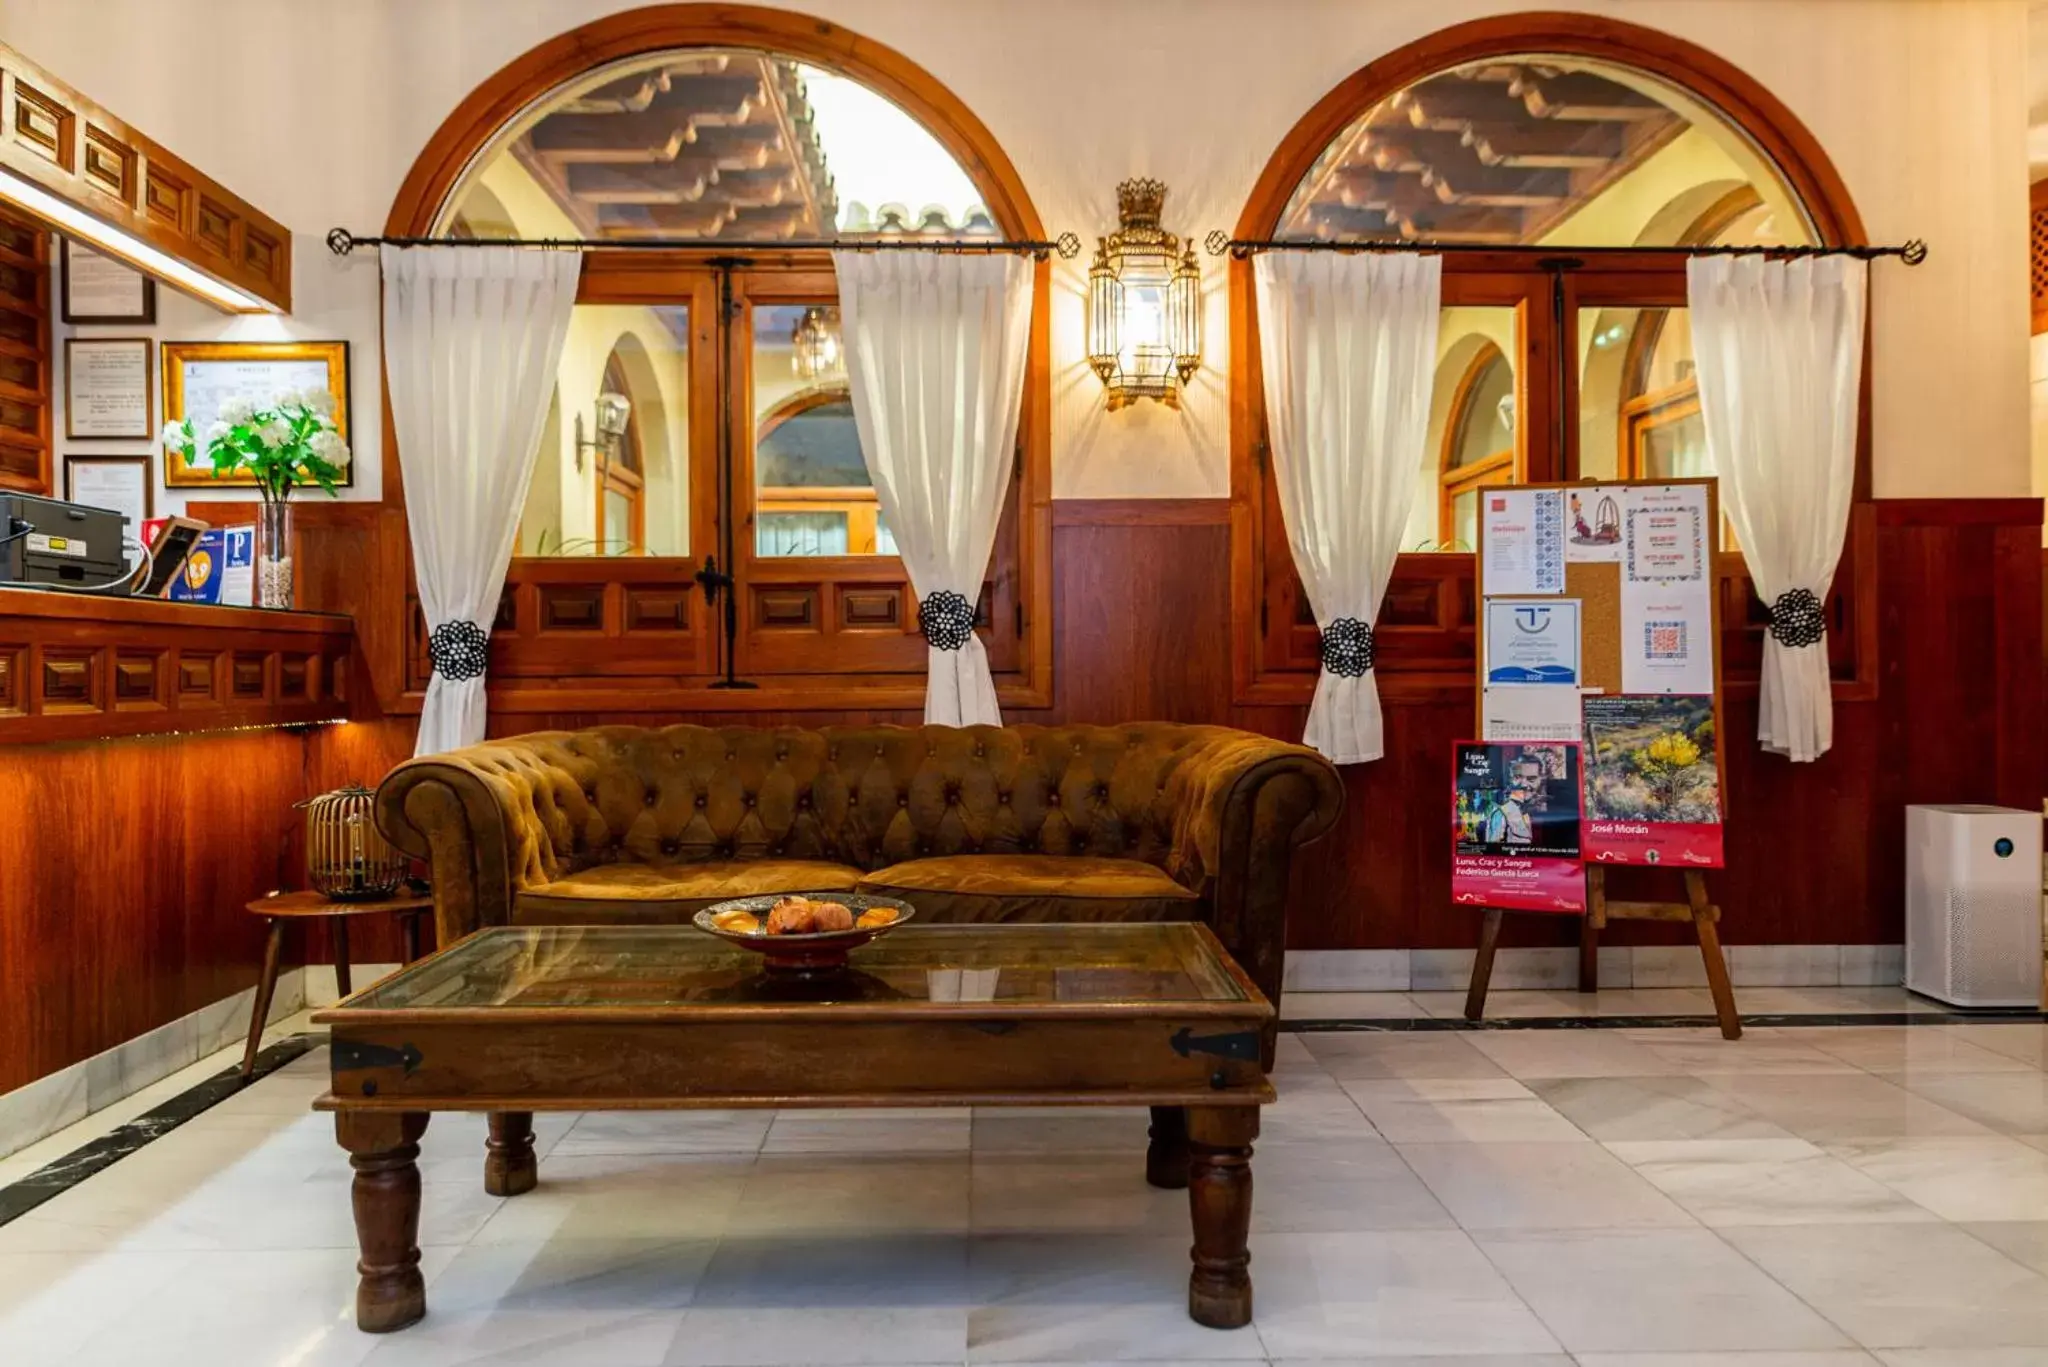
[0, 588, 354, 744]
[0, 587, 362, 1131]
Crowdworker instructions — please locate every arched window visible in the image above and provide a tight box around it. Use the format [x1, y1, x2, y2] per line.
[1231, 14, 1868, 696]
[388, 6, 1049, 706]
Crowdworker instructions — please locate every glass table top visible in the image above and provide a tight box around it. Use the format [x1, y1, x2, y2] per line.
[332, 924, 1253, 1013]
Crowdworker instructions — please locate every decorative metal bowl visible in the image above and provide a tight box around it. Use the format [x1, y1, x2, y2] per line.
[693, 893, 915, 975]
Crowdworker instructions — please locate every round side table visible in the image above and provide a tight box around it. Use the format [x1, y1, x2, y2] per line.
[243, 889, 433, 1078]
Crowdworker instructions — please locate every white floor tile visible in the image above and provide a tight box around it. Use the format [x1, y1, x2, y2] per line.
[1477, 1227, 1852, 1353]
[1251, 1228, 1561, 1358]
[1526, 1075, 1798, 1143]
[1822, 1134, 2048, 1221]
[670, 1233, 969, 1365]
[1396, 1140, 1697, 1231]
[1465, 1031, 1681, 1079]
[1298, 1032, 1508, 1081]
[1693, 1072, 1995, 1141]
[966, 1234, 1264, 1361]
[1340, 1077, 1589, 1143]
[1724, 1221, 2048, 1349]
[1248, 1138, 1455, 1232]
[970, 1151, 1188, 1236]
[1604, 1138, 1938, 1226]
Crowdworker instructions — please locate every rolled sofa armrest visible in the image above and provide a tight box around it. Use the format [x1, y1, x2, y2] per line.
[375, 740, 575, 946]
[1163, 731, 1345, 1036]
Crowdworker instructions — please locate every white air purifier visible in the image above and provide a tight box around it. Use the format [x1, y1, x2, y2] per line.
[1904, 804, 2044, 1008]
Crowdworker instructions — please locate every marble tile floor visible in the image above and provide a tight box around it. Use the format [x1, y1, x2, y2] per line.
[6, 995, 2048, 1364]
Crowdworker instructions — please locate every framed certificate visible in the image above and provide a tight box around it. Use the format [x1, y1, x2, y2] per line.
[64, 453, 154, 530]
[61, 239, 156, 324]
[161, 340, 351, 487]
[64, 337, 154, 440]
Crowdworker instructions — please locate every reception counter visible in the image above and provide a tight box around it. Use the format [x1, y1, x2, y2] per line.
[0, 586, 363, 1137]
[0, 587, 354, 744]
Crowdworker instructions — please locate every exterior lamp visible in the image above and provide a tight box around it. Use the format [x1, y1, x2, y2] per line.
[1087, 178, 1201, 410]
[790, 305, 843, 382]
[574, 389, 632, 472]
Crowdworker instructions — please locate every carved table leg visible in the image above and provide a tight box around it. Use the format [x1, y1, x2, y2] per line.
[1186, 1105, 1259, 1329]
[484, 1111, 538, 1196]
[1146, 1105, 1190, 1189]
[336, 1110, 429, 1333]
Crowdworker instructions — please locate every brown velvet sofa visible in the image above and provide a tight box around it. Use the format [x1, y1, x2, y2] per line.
[375, 722, 1343, 1041]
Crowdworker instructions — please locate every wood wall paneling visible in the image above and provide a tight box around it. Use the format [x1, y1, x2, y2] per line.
[0, 586, 351, 744]
[0, 727, 310, 1094]
[0, 206, 50, 493]
[0, 42, 291, 310]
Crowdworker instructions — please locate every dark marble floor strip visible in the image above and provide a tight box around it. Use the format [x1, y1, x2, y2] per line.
[1285, 1009, 2048, 1032]
[0, 1034, 319, 1228]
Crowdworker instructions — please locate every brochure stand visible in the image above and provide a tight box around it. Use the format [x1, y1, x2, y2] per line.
[1459, 478, 1740, 1039]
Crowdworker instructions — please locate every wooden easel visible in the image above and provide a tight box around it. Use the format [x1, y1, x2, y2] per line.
[1460, 478, 1741, 1040]
[1465, 867, 1741, 1038]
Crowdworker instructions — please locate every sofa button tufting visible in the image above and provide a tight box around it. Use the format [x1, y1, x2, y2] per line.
[583, 787, 597, 802]
[661, 839, 679, 856]
[1048, 793, 1060, 806]
[898, 796, 909, 808]
[998, 792, 1010, 805]
[744, 796, 756, 808]
[694, 796, 706, 809]
[644, 790, 658, 807]
[725, 751, 736, 761]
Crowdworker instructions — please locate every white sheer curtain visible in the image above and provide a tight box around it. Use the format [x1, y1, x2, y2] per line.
[382, 245, 581, 755]
[1254, 251, 1441, 764]
[1688, 254, 1867, 763]
[833, 250, 1033, 726]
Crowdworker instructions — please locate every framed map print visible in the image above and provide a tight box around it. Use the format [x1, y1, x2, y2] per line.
[161, 340, 351, 487]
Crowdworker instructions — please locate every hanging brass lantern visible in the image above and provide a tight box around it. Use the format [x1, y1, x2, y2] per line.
[302, 785, 407, 902]
[1087, 178, 1202, 410]
[790, 305, 843, 382]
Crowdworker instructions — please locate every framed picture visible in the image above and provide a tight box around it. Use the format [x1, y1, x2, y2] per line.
[60, 239, 156, 325]
[161, 340, 351, 488]
[64, 337, 154, 440]
[64, 453, 154, 531]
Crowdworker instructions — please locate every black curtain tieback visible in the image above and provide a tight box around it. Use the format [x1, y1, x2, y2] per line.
[428, 620, 491, 680]
[918, 590, 976, 651]
[1767, 588, 1827, 649]
[1319, 617, 1376, 677]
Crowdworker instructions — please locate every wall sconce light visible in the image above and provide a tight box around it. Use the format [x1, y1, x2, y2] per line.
[1087, 178, 1201, 410]
[573, 388, 632, 472]
[791, 305, 843, 382]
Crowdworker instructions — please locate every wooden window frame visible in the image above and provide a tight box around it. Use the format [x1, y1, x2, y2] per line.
[592, 354, 647, 557]
[380, 5, 1053, 715]
[1438, 343, 1516, 548]
[1228, 13, 1880, 709]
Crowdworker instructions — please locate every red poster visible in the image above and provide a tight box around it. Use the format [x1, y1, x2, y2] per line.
[1581, 695, 1725, 869]
[1451, 741, 1587, 914]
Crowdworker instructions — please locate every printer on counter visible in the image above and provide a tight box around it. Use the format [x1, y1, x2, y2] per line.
[0, 492, 130, 587]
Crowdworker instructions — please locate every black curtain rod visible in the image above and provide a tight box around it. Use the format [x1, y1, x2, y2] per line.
[1203, 229, 1927, 266]
[326, 228, 1083, 261]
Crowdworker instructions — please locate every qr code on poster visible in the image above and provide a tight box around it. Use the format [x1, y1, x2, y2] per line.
[1643, 620, 1688, 659]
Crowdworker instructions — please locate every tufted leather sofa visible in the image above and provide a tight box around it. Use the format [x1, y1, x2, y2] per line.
[375, 722, 1343, 1044]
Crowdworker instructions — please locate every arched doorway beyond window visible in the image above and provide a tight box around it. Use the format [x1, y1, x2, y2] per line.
[1228, 12, 1870, 702]
[383, 4, 1052, 709]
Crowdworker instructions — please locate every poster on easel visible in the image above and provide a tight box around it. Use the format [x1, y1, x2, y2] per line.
[1451, 740, 1587, 913]
[1461, 478, 1726, 881]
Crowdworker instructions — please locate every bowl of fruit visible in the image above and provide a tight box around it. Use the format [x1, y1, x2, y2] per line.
[693, 892, 915, 975]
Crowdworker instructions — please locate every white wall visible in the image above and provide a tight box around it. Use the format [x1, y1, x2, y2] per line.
[5, 0, 2030, 502]
[48, 234, 384, 514]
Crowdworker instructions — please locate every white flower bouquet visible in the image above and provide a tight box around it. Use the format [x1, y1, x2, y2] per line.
[159, 386, 351, 502]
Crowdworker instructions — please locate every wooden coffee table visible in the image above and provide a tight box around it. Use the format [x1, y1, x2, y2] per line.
[313, 922, 1273, 1335]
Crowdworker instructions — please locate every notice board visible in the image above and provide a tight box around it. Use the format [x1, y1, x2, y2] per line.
[1454, 478, 1727, 914]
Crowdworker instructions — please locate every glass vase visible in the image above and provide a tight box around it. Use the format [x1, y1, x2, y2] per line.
[258, 499, 294, 609]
